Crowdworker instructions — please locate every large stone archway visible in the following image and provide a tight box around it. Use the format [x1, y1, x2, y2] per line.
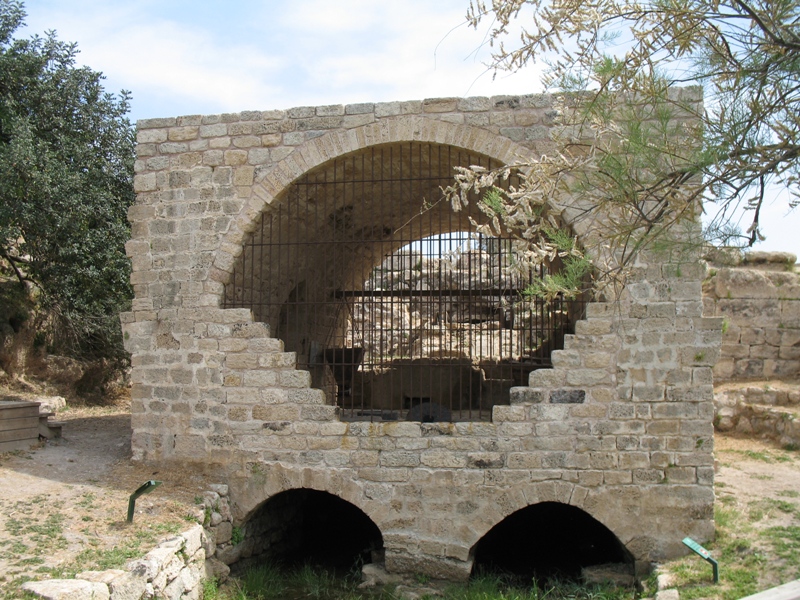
[208, 115, 538, 289]
[123, 94, 721, 580]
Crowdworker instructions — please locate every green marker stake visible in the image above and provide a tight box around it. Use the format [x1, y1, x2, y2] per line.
[683, 537, 719, 583]
[127, 480, 162, 523]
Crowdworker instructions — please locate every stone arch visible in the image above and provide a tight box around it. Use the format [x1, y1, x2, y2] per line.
[464, 483, 642, 570]
[209, 115, 585, 293]
[234, 464, 389, 535]
[235, 485, 383, 571]
[464, 481, 580, 550]
[217, 135, 593, 418]
[471, 500, 633, 580]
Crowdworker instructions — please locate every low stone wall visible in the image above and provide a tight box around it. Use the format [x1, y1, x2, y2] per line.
[704, 251, 800, 382]
[22, 524, 207, 600]
[20, 486, 240, 600]
[199, 483, 273, 573]
[714, 383, 800, 446]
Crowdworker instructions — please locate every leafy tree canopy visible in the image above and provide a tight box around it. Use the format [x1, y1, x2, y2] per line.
[0, 0, 135, 360]
[449, 0, 800, 287]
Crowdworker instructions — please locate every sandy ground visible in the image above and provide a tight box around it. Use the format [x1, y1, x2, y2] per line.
[0, 405, 211, 593]
[715, 435, 800, 506]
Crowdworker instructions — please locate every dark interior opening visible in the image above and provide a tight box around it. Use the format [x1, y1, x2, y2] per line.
[472, 502, 632, 584]
[240, 489, 383, 574]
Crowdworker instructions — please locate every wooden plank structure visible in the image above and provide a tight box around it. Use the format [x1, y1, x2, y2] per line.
[0, 400, 41, 452]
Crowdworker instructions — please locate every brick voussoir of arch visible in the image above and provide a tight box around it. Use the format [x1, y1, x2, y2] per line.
[235, 463, 384, 528]
[463, 480, 596, 549]
[211, 115, 537, 285]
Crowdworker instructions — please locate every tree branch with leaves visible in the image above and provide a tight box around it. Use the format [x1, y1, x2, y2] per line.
[0, 0, 135, 362]
[449, 0, 800, 293]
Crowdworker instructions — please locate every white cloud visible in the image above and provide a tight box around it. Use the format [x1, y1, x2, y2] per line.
[22, 1, 286, 114]
[257, 0, 544, 104]
[20, 0, 544, 118]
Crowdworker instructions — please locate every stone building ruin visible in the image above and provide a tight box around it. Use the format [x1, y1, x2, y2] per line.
[123, 92, 721, 581]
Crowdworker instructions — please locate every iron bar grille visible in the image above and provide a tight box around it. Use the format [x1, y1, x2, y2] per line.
[224, 142, 587, 422]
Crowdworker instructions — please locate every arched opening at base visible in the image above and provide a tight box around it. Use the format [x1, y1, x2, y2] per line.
[472, 502, 632, 585]
[234, 489, 383, 575]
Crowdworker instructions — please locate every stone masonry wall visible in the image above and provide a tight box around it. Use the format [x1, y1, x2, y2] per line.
[22, 524, 210, 600]
[122, 92, 720, 579]
[704, 250, 800, 382]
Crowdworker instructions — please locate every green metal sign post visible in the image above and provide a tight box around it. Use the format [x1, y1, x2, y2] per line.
[683, 537, 719, 583]
[127, 480, 162, 523]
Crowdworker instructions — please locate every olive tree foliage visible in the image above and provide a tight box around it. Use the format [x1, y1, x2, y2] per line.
[446, 0, 800, 295]
[0, 0, 135, 361]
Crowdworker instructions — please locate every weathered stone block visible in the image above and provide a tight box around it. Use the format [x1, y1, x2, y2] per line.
[169, 126, 199, 141]
[422, 97, 458, 112]
[316, 104, 345, 116]
[214, 521, 233, 545]
[300, 404, 339, 421]
[278, 370, 310, 387]
[509, 387, 544, 404]
[458, 97, 491, 111]
[107, 571, 147, 600]
[467, 452, 505, 469]
[297, 116, 342, 130]
[529, 368, 565, 387]
[22, 579, 110, 600]
[241, 370, 277, 386]
[252, 404, 300, 421]
[575, 319, 613, 335]
[380, 451, 421, 467]
[492, 405, 527, 422]
[550, 389, 586, 404]
[420, 449, 468, 468]
[358, 467, 410, 482]
[603, 470, 633, 485]
[224, 150, 248, 166]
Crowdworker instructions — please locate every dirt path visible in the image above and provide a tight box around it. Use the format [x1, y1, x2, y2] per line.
[715, 435, 800, 509]
[663, 435, 800, 596]
[0, 406, 210, 594]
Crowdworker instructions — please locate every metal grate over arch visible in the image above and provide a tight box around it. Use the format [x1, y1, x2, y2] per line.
[223, 142, 585, 421]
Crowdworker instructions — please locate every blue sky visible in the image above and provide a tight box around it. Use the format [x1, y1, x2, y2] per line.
[22, 0, 544, 121]
[20, 0, 800, 255]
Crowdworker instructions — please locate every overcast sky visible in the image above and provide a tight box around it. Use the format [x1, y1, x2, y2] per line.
[20, 0, 800, 255]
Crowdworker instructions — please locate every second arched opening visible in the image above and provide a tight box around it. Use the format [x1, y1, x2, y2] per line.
[472, 501, 633, 585]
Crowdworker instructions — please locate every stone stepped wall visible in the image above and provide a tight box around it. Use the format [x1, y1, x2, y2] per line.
[704, 251, 800, 382]
[22, 524, 210, 600]
[122, 93, 719, 578]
